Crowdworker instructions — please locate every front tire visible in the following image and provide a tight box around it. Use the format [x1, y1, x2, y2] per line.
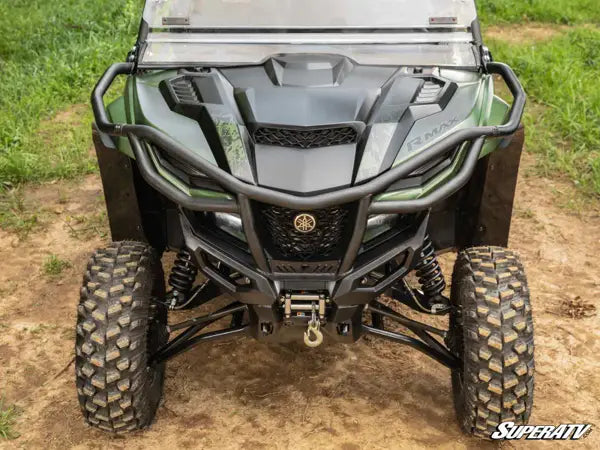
[448, 246, 534, 439]
[75, 241, 168, 433]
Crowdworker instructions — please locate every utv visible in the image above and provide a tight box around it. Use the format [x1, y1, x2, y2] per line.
[76, 0, 534, 439]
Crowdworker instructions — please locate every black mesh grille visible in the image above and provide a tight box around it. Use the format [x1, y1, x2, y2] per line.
[259, 204, 351, 260]
[253, 127, 358, 149]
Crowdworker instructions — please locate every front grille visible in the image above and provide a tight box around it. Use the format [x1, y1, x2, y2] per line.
[258, 204, 352, 261]
[253, 126, 358, 149]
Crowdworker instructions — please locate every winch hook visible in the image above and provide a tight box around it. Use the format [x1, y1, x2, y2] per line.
[304, 320, 324, 348]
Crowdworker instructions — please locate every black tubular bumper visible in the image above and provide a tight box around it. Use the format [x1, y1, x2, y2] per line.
[92, 61, 526, 214]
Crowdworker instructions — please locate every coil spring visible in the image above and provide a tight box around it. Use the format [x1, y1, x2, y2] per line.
[414, 236, 446, 298]
[168, 249, 198, 297]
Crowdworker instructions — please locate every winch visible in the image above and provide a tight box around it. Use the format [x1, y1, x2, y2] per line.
[280, 292, 329, 347]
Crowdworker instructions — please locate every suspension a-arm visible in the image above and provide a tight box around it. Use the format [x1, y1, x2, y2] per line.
[364, 301, 460, 369]
[150, 302, 249, 365]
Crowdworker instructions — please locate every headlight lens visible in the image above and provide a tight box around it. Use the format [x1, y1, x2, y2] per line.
[363, 214, 398, 243]
[214, 212, 246, 242]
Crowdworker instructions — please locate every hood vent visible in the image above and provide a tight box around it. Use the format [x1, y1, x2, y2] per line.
[414, 80, 444, 104]
[253, 126, 358, 149]
[169, 78, 201, 106]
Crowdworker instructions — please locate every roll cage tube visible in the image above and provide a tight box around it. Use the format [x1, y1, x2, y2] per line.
[91, 62, 525, 214]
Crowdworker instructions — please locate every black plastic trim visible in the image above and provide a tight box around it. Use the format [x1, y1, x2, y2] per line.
[93, 125, 147, 243]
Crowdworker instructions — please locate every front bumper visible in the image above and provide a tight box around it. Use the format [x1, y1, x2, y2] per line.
[180, 207, 432, 344]
[181, 207, 429, 307]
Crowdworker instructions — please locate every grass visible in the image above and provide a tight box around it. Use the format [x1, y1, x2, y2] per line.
[0, 0, 142, 184]
[42, 254, 72, 276]
[478, 0, 600, 25]
[66, 211, 108, 240]
[487, 27, 600, 196]
[0, 399, 19, 440]
[28, 324, 58, 336]
[0, 189, 41, 238]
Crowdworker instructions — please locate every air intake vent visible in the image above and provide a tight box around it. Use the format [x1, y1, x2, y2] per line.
[253, 127, 358, 149]
[414, 80, 444, 104]
[271, 260, 339, 274]
[169, 78, 200, 105]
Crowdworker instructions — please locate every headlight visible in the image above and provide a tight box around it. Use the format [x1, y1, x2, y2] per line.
[363, 214, 398, 243]
[214, 212, 246, 242]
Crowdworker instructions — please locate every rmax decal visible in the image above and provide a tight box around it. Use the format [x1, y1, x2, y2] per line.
[406, 118, 460, 152]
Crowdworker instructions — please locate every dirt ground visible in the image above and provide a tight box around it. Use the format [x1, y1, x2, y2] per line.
[0, 150, 599, 449]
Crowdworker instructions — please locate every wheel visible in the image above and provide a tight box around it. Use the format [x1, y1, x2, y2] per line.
[448, 246, 534, 439]
[75, 241, 168, 433]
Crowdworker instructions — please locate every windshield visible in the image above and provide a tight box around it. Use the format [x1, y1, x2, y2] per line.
[143, 0, 477, 30]
[139, 0, 480, 68]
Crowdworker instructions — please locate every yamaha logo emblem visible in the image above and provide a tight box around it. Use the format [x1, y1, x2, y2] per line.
[294, 213, 317, 233]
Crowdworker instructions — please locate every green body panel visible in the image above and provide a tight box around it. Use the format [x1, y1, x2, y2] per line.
[105, 69, 512, 204]
[479, 95, 511, 158]
[107, 97, 134, 158]
[110, 71, 231, 201]
[132, 72, 218, 166]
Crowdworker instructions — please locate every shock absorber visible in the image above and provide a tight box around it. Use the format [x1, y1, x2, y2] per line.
[414, 236, 446, 298]
[168, 249, 198, 304]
